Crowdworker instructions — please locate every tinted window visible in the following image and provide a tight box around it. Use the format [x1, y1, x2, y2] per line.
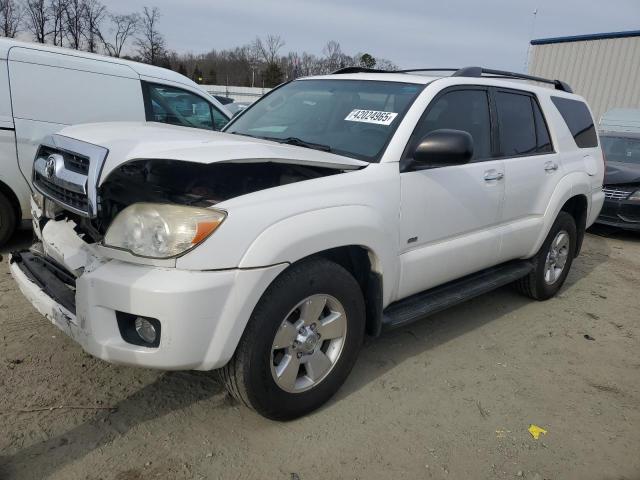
[226, 80, 424, 162]
[410, 89, 491, 160]
[532, 99, 553, 153]
[495, 91, 536, 156]
[601, 136, 640, 164]
[551, 96, 598, 148]
[142, 82, 229, 131]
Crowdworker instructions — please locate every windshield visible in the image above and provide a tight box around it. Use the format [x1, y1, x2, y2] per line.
[225, 79, 425, 162]
[601, 135, 640, 165]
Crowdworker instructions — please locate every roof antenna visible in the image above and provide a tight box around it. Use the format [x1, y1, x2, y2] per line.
[525, 8, 539, 73]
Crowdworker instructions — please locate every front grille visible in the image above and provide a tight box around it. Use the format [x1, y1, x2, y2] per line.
[39, 146, 90, 175]
[34, 172, 89, 212]
[603, 186, 632, 200]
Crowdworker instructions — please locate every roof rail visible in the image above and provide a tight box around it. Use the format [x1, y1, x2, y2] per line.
[452, 66, 573, 93]
[330, 65, 573, 93]
[332, 67, 393, 74]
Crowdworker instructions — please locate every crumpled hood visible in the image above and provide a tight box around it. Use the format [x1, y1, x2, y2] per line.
[604, 161, 640, 186]
[56, 122, 368, 183]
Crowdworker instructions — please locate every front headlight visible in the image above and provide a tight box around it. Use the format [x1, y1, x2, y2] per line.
[629, 190, 640, 202]
[104, 203, 226, 258]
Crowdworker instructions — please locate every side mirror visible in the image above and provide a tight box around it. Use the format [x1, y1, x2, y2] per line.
[411, 129, 474, 168]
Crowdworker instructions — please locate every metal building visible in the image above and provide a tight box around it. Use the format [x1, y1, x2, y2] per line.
[528, 30, 640, 123]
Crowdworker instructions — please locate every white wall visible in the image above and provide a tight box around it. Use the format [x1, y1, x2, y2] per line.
[203, 85, 272, 104]
[528, 36, 640, 122]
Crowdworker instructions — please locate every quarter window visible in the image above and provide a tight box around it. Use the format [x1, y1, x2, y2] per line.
[410, 89, 492, 161]
[550, 96, 598, 148]
[142, 82, 229, 131]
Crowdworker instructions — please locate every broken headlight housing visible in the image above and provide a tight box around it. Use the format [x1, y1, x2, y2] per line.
[103, 203, 226, 258]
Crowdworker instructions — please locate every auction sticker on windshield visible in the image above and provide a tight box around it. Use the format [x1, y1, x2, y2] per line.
[345, 109, 398, 126]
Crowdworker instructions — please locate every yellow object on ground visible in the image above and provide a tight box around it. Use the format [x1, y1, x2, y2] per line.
[528, 424, 547, 439]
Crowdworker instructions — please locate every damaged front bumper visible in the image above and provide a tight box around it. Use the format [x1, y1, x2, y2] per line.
[10, 218, 286, 371]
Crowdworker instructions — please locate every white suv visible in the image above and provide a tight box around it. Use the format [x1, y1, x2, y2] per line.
[10, 67, 605, 420]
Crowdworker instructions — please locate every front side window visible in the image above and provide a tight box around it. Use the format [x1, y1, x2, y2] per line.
[142, 82, 229, 131]
[551, 96, 598, 148]
[407, 89, 492, 161]
[225, 79, 424, 162]
[601, 135, 640, 164]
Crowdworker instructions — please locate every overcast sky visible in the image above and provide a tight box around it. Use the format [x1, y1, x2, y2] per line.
[106, 0, 639, 72]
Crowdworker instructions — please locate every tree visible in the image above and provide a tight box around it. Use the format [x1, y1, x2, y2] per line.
[263, 62, 283, 87]
[24, 0, 49, 43]
[207, 67, 216, 84]
[103, 12, 138, 57]
[253, 34, 284, 65]
[323, 40, 347, 72]
[64, 0, 84, 49]
[135, 6, 165, 65]
[82, 0, 105, 53]
[48, 0, 66, 46]
[359, 53, 376, 69]
[192, 64, 203, 83]
[0, 0, 23, 38]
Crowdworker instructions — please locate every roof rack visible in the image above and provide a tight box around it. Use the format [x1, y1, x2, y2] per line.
[331, 65, 573, 93]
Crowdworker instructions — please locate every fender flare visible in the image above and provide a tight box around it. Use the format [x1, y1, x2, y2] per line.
[526, 171, 591, 258]
[239, 205, 399, 306]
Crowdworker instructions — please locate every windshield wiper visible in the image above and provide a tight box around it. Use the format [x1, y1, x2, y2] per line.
[270, 136, 332, 152]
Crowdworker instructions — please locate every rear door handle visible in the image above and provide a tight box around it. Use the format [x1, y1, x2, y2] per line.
[484, 170, 504, 182]
[544, 161, 559, 172]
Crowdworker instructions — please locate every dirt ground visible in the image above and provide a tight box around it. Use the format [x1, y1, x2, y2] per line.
[0, 228, 639, 480]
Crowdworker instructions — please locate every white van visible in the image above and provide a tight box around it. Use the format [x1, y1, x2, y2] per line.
[0, 39, 231, 245]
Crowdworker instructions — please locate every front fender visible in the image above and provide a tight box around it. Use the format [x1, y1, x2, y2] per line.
[239, 205, 400, 306]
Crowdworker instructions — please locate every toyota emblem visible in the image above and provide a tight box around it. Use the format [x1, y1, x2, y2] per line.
[45, 155, 56, 178]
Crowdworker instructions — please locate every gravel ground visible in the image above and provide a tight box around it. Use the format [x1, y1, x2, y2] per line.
[0, 228, 639, 480]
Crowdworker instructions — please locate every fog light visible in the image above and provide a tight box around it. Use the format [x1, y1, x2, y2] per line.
[135, 317, 157, 344]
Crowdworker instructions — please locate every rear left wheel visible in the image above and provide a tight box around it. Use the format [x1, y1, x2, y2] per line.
[219, 258, 366, 420]
[516, 211, 577, 300]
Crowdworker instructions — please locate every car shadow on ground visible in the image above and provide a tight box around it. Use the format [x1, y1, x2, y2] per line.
[0, 233, 612, 479]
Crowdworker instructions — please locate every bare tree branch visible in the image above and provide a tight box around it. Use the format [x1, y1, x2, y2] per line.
[82, 0, 105, 53]
[0, 0, 23, 38]
[103, 12, 138, 57]
[24, 0, 49, 43]
[134, 6, 165, 65]
[47, 0, 66, 46]
[63, 0, 84, 49]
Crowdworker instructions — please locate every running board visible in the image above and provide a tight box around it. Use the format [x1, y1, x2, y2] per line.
[382, 260, 533, 331]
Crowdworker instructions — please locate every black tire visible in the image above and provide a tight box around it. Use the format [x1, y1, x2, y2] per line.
[219, 258, 366, 420]
[0, 190, 17, 247]
[516, 211, 577, 300]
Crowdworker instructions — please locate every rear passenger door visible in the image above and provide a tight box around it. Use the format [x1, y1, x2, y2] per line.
[494, 89, 559, 261]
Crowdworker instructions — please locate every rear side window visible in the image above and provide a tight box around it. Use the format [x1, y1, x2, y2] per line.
[551, 97, 598, 148]
[142, 82, 229, 131]
[411, 89, 492, 160]
[495, 91, 537, 156]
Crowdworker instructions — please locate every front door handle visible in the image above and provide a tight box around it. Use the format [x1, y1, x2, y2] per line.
[484, 170, 504, 182]
[544, 161, 559, 172]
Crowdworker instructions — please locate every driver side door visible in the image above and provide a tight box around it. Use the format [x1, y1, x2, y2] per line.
[397, 87, 505, 299]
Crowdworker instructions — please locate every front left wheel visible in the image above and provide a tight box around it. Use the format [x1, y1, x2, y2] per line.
[219, 258, 366, 420]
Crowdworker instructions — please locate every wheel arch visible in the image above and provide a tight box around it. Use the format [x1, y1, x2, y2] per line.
[0, 178, 22, 225]
[560, 194, 588, 256]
